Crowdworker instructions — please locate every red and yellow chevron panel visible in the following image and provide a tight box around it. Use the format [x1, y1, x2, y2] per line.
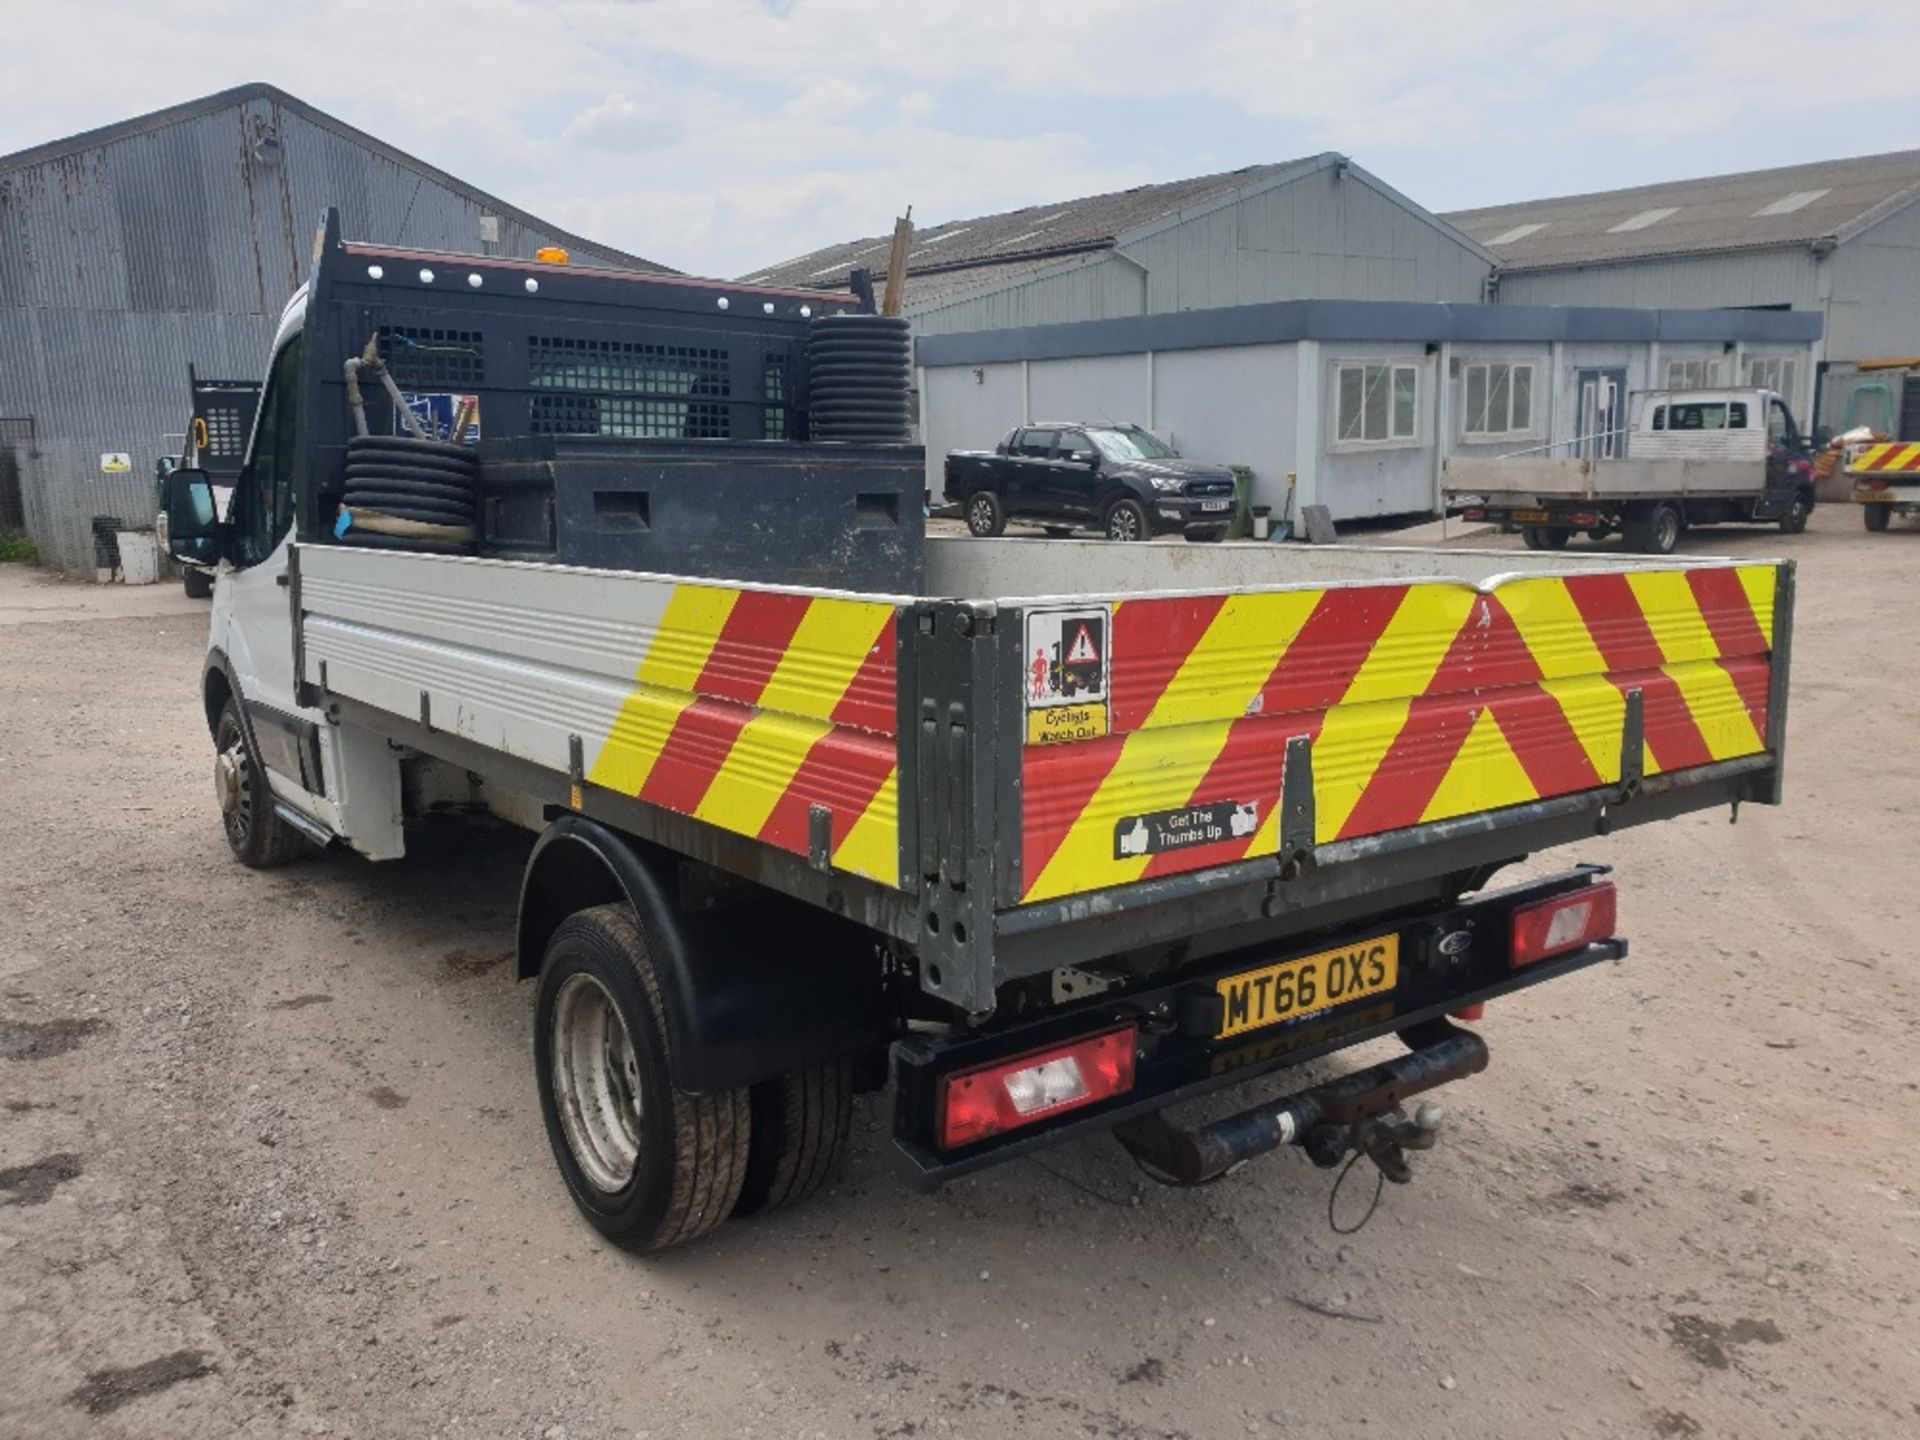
[587, 584, 901, 886]
[1849, 442, 1920, 475]
[1020, 564, 1780, 904]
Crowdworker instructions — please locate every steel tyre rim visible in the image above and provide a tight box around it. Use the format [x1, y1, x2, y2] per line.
[1656, 511, 1679, 551]
[551, 972, 645, 1194]
[214, 712, 251, 847]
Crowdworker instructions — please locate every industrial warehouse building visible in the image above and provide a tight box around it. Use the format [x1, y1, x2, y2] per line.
[747, 153, 1502, 335]
[753, 155, 1824, 520]
[914, 299, 1819, 522]
[1444, 149, 1920, 436]
[0, 83, 664, 571]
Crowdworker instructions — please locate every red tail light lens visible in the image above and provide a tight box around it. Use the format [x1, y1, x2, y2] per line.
[939, 1026, 1137, 1150]
[1511, 883, 1617, 968]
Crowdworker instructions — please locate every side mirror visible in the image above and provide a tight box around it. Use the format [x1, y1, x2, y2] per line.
[163, 467, 224, 566]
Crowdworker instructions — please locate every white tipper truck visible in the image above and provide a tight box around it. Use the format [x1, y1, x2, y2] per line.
[157, 212, 1796, 1250]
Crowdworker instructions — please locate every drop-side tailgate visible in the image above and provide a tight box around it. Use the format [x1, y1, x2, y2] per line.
[1016, 561, 1783, 905]
[295, 545, 908, 886]
[1444, 456, 1761, 501]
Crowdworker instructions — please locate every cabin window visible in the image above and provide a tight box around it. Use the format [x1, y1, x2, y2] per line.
[1461, 362, 1536, 439]
[1665, 358, 1722, 389]
[1333, 362, 1419, 447]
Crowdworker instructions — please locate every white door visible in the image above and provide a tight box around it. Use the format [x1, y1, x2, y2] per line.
[216, 326, 316, 807]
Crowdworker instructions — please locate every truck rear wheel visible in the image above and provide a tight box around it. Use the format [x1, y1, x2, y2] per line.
[965, 491, 1007, 537]
[1521, 526, 1568, 551]
[214, 701, 306, 869]
[1626, 503, 1682, 556]
[534, 904, 749, 1252]
[1864, 503, 1891, 533]
[735, 1060, 854, 1216]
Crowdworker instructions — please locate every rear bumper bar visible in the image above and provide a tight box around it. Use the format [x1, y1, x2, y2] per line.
[889, 865, 1626, 1188]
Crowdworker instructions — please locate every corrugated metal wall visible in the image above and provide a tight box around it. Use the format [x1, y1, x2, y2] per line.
[910, 168, 1493, 339]
[1494, 247, 1821, 313]
[911, 254, 1147, 337]
[1826, 200, 1920, 362]
[0, 93, 644, 571]
[1130, 169, 1490, 312]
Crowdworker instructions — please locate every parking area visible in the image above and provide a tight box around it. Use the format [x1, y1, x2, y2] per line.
[3, 510, 1918, 1440]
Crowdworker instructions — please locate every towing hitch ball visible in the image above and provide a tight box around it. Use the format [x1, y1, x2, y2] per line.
[1317, 1102, 1446, 1184]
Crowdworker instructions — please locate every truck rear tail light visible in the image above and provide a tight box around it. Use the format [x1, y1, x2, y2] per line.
[939, 1026, 1137, 1150]
[1510, 883, 1617, 968]
[1462, 508, 1486, 520]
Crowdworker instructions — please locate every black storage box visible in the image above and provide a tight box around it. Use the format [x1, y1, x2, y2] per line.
[476, 435, 925, 593]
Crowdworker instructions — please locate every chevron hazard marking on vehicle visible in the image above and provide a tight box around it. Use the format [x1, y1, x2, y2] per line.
[1019, 564, 1782, 904]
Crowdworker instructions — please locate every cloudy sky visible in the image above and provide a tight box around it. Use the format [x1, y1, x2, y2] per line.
[4, 0, 1918, 278]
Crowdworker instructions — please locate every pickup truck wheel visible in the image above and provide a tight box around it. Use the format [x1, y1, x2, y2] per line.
[734, 1060, 854, 1217]
[1779, 492, 1812, 534]
[213, 701, 306, 869]
[182, 567, 213, 599]
[1863, 503, 1891, 533]
[965, 491, 1007, 537]
[535, 904, 749, 1252]
[1521, 526, 1569, 551]
[1104, 498, 1149, 541]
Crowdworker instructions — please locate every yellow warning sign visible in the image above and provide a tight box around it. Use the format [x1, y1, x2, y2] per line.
[1027, 701, 1109, 746]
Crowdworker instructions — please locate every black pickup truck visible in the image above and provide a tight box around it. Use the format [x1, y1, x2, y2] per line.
[945, 423, 1238, 540]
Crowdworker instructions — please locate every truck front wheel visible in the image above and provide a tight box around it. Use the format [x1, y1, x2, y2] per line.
[1105, 497, 1149, 541]
[534, 904, 750, 1251]
[213, 701, 306, 868]
[1779, 490, 1812, 534]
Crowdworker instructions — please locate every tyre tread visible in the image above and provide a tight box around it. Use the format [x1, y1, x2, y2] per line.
[577, 905, 749, 1251]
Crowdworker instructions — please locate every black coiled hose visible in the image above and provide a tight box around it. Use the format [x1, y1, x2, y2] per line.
[806, 314, 912, 443]
[339, 434, 478, 553]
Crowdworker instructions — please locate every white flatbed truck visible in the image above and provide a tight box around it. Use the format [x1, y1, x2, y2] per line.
[159, 214, 1797, 1251]
[1446, 387, 1817, 554]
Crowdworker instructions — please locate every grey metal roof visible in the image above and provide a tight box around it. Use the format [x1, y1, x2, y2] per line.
[0, 82, 673, 274]
[1445, 149, 1920, 271]
[740, 156, 1330, 295]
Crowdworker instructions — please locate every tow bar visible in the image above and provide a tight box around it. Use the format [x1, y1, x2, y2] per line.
[1112, 1021, 1489, 1187]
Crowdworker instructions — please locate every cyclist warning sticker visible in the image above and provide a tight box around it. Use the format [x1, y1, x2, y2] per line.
[1024, 606, 1110, 743]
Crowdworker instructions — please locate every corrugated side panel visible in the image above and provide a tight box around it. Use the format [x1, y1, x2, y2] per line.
[1019, 563, 1780, 904]
[299, 548, 905, 887]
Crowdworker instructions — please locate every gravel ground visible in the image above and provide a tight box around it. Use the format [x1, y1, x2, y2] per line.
[3, 509, 1918, 1439]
